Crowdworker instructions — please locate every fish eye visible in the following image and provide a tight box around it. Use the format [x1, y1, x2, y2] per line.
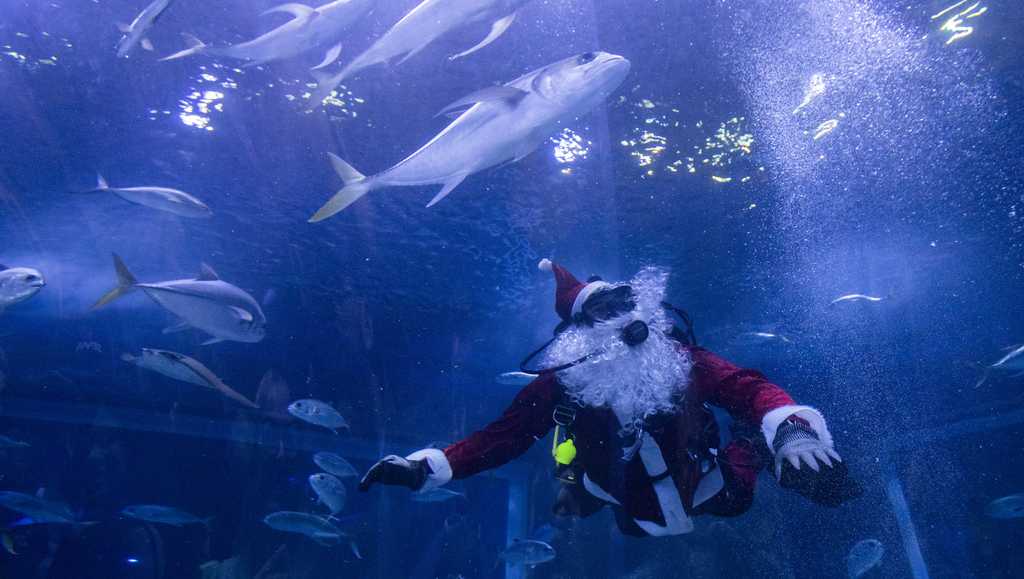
[24, 275, 39, 281]
[577, 52, 597, 65]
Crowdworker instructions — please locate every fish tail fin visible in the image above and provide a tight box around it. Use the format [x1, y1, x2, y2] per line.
[120, 352, 135, 363]
[160, 33, 207, 62]
[307, 69, 343, 110]
[308, 154, 371, 222]
[76, 173, 109, 193]
[92, 253, 137, 310]
[971, 363, 991, 389]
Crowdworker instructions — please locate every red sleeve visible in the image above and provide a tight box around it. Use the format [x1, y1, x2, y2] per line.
[443, 374, 558, 480]
[688, 347, 796, 426]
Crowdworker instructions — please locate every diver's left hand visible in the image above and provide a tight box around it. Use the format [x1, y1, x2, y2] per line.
[772, 420, 842, 480]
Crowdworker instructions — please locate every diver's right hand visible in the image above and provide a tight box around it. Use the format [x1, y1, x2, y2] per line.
[358, 455, 429, 492]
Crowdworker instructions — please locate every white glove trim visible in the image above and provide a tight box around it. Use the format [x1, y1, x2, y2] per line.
[760, 405, 834, 453]
[406, 448, 453, 491]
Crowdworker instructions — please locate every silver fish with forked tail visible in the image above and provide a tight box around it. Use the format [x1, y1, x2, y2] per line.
[309, 52, 630, 221]
[311, 0, 534, 102]
[93, 254, 266, 345]
[83, 174, 211, 218]
[161, 0, 372, 70]
[122, 348, 258, 408]
[0, 266, 44, 313]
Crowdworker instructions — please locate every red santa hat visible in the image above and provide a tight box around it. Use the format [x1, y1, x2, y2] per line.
[538, 258, 611, 321]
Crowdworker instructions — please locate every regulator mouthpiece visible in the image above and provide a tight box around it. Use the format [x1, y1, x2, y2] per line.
[621, 320, 650, 347]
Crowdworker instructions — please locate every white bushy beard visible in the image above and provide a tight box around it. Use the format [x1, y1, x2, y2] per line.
[543, 267, 692, 433]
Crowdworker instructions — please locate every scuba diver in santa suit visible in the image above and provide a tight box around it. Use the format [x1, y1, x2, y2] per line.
[360, 260, 861, 537]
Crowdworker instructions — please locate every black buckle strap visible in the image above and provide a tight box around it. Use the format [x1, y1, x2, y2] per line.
[553, 404, 577, 427]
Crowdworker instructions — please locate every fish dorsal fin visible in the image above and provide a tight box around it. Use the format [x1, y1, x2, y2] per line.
[311, 42, 343, 71]
[436, 86, 529, 118]
[197, 263, 220, 281]
[262, 3, 318, 25]
[157, 350, 184, 362]
[117, 22, 131, 33]
[425, 175, 468, 208]
[448, 12, 518, 61]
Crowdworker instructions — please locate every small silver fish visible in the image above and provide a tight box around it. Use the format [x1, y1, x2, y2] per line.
[499, 539, 556, 566]
[496, 372, 537, 386]
[121, 504, 209, 527]
[973, 345, 1024, 388]
[0, 266, 45, 313]
[122, 349, 258, 409]
[830, 294, 884, 305]
[732, 331, 792, 346]
[0, 435, 29, 448]
[313, 452, 359, 478]
[85, 174, 212, 218]
[846, 539, 884, 578]
[986, 494, 1024, 519]
[411, 488, 465, 503]
[263, 511, 342, 546]
[0, 491, 75, 524]
[309, 473, 346, 515]
[288, 399, 349, 432]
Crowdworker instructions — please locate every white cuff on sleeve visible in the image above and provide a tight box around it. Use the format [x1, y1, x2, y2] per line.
[406, 448, 453, 491]
[761, 405, 834, 453]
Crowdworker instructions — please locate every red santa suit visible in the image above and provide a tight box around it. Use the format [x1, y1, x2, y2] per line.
[405, 261, 835, 537]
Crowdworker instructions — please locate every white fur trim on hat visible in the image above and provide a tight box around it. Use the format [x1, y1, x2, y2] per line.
[538, 258, 553, 272]
[760, 405, 834, 452]
[406, 448, 453, 490]
[571, 281, 612, 317]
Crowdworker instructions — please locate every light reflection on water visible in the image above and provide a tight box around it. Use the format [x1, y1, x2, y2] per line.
[618, 95, 761, 184]
[551, 128, 591, 176]
[931, 0, 988, 45]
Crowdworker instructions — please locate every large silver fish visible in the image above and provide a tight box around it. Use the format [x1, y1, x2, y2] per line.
[0, 266, 45, 313]
[116, 0, 177, 58]
[311, 0, 533, 103]
[86, 174, 212, 218]
[161, 0, 373, 69]
[309, 51, 630, 221]
[122, 348, 258, 408]
[93, 254, 266, 345]
[121, 504, 209, 527]
[0, 491, 76, 524]
[499, 539, 555, 566]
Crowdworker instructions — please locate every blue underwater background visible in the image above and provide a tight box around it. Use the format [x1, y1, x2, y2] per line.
[1, 0, 1023, 577]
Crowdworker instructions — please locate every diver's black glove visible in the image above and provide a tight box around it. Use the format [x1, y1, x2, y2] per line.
[774, 421, 863, 507]
[358, 455, 429, 492]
